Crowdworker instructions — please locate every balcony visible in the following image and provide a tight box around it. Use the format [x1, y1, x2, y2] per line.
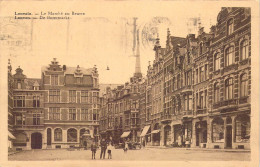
[213, 99, 237, 109]
[239, 96, 249, 104]
[14, 125, 44, 130]
[182, 110, 193, 117]
[196, 108, 207, 115]
[160, 113, 172, 124]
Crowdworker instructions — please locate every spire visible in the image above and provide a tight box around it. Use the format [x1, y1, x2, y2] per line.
[134, 29, 142, 78]
[153, 33, 161, 51]
[8, 59, 12, 73]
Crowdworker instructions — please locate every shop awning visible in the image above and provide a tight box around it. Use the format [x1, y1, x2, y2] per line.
[151, 130, 160, 134]
[8, 131, 16, 140]
[140, 125, 150, 137]
[121, 131, 131, 138]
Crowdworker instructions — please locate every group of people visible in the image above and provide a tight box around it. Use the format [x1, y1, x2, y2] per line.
[90, 139, 113, 160]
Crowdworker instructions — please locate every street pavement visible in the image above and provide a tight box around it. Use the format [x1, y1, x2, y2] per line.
[8, 147, 250, 161]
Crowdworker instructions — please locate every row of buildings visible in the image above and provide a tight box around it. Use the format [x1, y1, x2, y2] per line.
[8, 7, 251, 151]
[8, 58, 100, 150]
[99, 7, 251, 150]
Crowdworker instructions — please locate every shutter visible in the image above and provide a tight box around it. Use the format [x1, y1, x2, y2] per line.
[77, 92, 80, 104]
[61, 90, 68, 103]
[44, 108, 48, 119]
[77, 109, 80, 120]
[61, 108, 68, 120]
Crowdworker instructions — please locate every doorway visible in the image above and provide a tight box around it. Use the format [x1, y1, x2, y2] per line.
[31, 133, 42, 149]
[226, 126, 232, 148]
[47, 128, 52, 145]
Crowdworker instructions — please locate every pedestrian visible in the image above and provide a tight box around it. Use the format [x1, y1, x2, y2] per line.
[107, 142, 113, 159]
[91, 142, 97, 159]
[142, 140, 145, 149]
[124, 142, 128, 153]
[100, 139, 107, 159]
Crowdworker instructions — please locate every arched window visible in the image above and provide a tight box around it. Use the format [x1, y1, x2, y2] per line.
[240, 74, 248, 97]
[212, 117, 224, 142]
[225, 78, 233, 100]
[225, 46, 234, 66]
[67, 128, 77, 142]
[235, 115, 250, 142]
[54, 128, 62, 141]
[214, 82, 220, 103]
[227, 19, 234, 35]
[240, 40, 249, 60]
[214, 53, 221, 71]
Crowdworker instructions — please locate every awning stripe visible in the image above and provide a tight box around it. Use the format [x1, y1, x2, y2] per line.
[151, 130, 160, 134]
[140, 125, 150, 137]
[8, 131, 16, 139]
[120, 131, 131, 138]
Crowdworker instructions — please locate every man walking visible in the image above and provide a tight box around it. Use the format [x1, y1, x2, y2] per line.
[100, 139, 107, 159]
[91, 142, 97, 159]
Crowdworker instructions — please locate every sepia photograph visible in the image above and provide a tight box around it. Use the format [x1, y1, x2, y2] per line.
[0, 1, 259, 167]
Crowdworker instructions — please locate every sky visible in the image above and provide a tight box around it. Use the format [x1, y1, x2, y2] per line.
[1, 5, 221, 84]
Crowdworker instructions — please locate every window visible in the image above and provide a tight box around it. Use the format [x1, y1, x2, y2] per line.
[205, 65, 208, 80]
[69, 108, 76, 120]
[76, 77, 82, 84]
[67, 128, 77, 142]
[93, 92, 98, 104]
[240, 74, 248, 97]
[69, 90, 76, 103]
[235, 115, 250, 142]
[199, 92, 204, 109]
[49, 108, 60, 120]
[33, 114, 40, 125]
[93, 109, 98, 121]
[199, 66, 205, 82]
[227, 19, 234, 35]
[185, 71, 191, 86]
[225, 47, 234, 66]
[214, 53, 221, 71]
[212, 118, 224, 142]
[214, 82, 220, 103]
[81, 91, 88, 103]
[240, 40, 249, 60]
[195, 69, 198, 83]
[184, 94, 192, 110]
[33, 96, 40, 107]
[15, 114, 24, 125]
[14, 96, 25, 107]
[51, 75, 58, 85]
[177, 74, 181, 89]
[187, 52, 191, 64]
[49, 90, 60, 102]
[17, 80, 22, 89]
[89, 92, 92, 103]
[199, 42, 203, 54]
[81, 108, 88, 120]
[225, 78, 233, 100]
[54, 128, 62, 141]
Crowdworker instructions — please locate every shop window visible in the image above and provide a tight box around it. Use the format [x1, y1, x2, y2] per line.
[235, 115, 250, 142]
[67, 128, 77, 142]
[212, 118, 224, 142]
[54, 128, 62, 141]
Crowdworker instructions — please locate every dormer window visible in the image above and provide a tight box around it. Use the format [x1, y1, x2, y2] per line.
[227, 18, 234, 35]
[17, 79, 22, 89]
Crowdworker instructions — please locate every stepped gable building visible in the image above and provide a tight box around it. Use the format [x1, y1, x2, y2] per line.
[9, 58, 100, 150]
[41, 58, 100, 149]
[11, 66, 45, 150]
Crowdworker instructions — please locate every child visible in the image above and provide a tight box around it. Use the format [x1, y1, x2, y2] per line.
[107, 142, 113, 159]
[91, 143, 97, 159]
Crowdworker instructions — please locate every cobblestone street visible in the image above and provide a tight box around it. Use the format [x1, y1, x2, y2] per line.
[8, 147, 250, 161]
